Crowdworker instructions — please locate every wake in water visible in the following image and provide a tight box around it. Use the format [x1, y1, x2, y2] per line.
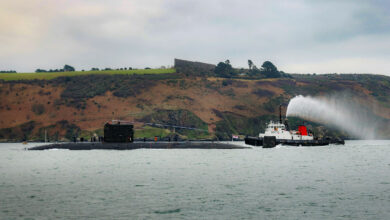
[286, 95, 378, 139]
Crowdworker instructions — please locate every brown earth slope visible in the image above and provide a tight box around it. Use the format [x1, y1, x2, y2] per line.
[1, 64, 390, 141]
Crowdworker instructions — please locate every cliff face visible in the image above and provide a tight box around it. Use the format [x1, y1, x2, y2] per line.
[1, 62, 390, 141]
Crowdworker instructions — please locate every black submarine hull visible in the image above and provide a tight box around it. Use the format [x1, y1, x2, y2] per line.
[27, 141, 250, 151]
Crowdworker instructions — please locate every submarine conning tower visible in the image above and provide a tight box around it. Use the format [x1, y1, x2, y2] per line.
[104, 120, 134, 143]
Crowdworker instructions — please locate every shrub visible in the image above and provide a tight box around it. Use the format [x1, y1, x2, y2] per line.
[31, 104, 45, 115]
[252, 89, 275, 97]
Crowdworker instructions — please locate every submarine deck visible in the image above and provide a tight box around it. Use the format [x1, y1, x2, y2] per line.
[27, 141, 250, 150]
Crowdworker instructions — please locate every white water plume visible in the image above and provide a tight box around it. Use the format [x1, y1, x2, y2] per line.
[286, 95, 379, 139]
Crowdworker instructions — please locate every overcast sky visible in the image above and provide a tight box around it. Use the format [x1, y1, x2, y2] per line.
[1, 0, 389, 74]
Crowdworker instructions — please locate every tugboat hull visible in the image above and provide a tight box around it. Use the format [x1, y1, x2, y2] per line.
[244, 136, 343, 148]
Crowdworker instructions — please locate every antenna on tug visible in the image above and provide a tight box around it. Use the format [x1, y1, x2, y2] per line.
[280, 104, 290, 130]
[279, 105, 282, 124]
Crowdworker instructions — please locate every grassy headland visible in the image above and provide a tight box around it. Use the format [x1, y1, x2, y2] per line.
[0, 68, 176, 81]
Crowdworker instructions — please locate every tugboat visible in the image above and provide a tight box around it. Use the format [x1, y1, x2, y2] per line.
[244, 106, 344, 148]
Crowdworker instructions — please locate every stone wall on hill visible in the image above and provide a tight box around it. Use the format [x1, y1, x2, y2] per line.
[174, 58, 215, 76]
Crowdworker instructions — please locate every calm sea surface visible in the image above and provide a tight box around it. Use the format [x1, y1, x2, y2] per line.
[1, 141, 390, 219]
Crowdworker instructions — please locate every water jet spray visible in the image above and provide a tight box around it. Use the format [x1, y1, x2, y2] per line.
[286, 95, 378, 139]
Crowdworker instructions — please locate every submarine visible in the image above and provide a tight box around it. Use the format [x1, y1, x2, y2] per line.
[28, 120, 248, 150]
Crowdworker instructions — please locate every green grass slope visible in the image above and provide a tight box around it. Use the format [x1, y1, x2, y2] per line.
[0, 68, 175, 81]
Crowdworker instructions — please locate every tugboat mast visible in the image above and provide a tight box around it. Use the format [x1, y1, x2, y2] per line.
[279, 105, 282, 124]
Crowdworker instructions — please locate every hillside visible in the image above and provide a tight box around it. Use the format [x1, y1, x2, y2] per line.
[1, 59, 390, 141]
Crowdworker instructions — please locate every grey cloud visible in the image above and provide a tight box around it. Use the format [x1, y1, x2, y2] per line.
[0, 0, 389, 75]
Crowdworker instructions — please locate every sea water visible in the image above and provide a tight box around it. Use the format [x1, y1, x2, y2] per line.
[0, 141, 389, 219]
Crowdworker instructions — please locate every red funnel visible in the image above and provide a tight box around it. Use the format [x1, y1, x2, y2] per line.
[298, 125, 308, 136]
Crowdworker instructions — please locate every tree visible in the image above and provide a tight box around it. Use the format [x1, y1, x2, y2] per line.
[0, 70, 17, 73]
[214, 61, 233, 78]
[35, 69, 47, 73]
[248, 65, 261, 76]
[261, 61, 277, 72]
[248, 60, 253, 70]
[261, 61, 280, 78]
[64, 64, 75, 72]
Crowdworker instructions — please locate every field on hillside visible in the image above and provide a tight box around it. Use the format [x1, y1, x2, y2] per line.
[0, 68, 176, 81]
